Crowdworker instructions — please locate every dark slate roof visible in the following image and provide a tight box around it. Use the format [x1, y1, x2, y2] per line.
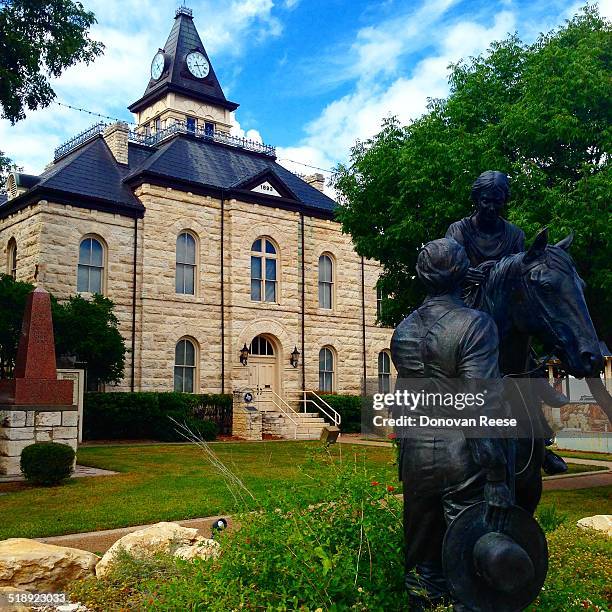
[0, 132, 335, 220]
[125, 135, 336, 215]
[128, 9, 238, 114]
[0, 193, 6, 206]
[0, 137, 146, 217]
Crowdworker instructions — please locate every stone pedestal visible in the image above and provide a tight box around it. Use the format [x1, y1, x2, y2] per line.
[0, 406, 78, 475]
[232, 390, 262, 440]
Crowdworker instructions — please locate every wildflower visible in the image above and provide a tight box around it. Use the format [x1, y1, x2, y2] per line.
[357, 587, 364, 593]
[370, 481, 380, 486]
[387, 485, 395, 492]
[387, 433, 397, 440]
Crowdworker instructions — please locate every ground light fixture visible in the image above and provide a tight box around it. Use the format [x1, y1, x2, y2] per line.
[290, 346, 300, 368]
[240, 343, 250, 366]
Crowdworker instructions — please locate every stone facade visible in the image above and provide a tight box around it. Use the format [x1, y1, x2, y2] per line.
[0, 186, 394, 397]
[0, 8, 395, 402]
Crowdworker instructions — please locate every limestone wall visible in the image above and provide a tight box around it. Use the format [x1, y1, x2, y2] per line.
[0, 185, 394, 396]
[0, 203, 44, 283]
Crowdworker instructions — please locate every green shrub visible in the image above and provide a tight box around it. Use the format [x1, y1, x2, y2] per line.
[70, 447, 406, 610]
[537, 504, 569, 533]
[20, 442, 75, 485]
[316, 393, 362, 433]
[83, 392, 230, 441]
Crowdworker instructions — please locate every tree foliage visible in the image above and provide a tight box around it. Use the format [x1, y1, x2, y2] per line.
[333, 6, 611, 344]
[0, 275, 126, 386]
[0, 0, 104, 123]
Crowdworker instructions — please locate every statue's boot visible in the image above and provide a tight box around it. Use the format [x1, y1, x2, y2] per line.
[542, 448, 568, 475]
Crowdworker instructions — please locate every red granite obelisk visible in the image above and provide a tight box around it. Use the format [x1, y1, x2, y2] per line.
[0, 287, 73, 405]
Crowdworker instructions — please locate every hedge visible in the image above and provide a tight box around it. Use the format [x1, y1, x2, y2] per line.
[314, 393, 362, 433]
[84, 392, 232, 441]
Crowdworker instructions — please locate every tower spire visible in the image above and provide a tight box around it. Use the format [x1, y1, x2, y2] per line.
[128, 8, 238, 133]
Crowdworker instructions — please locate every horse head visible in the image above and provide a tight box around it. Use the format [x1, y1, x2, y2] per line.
[509, 228, 603, 378]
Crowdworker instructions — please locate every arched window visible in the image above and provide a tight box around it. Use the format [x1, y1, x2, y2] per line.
[176, 232, 197, 295]
[250, 335, 274, 356]
[174, 338, 196, 393]
[77, 237, 104, 293]
[378, 351, 391, 394]
[319, 346, 335, 392]
[7, 239, 17, 279]
[318, 254, 333, 309]
[251, 238, 277, 302]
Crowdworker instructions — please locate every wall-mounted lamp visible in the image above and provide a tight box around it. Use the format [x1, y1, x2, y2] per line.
[240, 343, 250, 366]
[290, 346, 300, 369]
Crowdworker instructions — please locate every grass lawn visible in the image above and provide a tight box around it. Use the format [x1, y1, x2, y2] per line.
[0, 442, 397, 540]
[0, 441, 609, 541]
[558, 462, 607, 474]
[558, 449, 612, 462]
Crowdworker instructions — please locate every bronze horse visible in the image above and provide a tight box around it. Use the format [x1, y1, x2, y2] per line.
[478, 228, 603, 512]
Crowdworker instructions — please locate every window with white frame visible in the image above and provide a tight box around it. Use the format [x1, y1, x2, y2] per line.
[251, 238, 277, 302]
[318, 254, 333, 309]
[174, 338, 196, 392]
[77, 237, 104, 293]
[378, 351, 391, 394]
[176, 232, 197, 295]
[319, 346, 335, 392]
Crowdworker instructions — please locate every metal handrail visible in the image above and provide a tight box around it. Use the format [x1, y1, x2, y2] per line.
[262, 389, 299, 439]
[300, 391, 341, 428]
[129, 121, 276, 156]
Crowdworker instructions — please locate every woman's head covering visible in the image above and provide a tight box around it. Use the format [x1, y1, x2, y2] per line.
[416, 238, 469, 294]
[470, 170, 510, 205]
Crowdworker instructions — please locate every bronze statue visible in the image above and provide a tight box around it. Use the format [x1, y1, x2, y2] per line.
[447, 171, 568, 476]
[391, 173, 604, 609]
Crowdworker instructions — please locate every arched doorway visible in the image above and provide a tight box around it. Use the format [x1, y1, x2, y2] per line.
[247, 335, 280, 407]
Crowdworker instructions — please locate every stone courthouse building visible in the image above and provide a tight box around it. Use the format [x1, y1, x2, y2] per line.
[0, 8, 394, 416]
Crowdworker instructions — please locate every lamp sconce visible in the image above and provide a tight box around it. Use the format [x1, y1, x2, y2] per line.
[240, 343, 250, 366]
[290, 346, 300, 369]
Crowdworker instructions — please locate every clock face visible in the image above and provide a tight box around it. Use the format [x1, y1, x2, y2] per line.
[186, 51, 209, 79]
[151, 52, 165, 80]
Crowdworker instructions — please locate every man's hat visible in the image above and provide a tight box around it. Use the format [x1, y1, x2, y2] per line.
[442, 502, 548, 612]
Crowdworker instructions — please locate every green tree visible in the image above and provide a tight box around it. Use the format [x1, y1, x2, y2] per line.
[0, 0, 104, 123]
[0, 150, 21, 193]
[52, 293, 126, 388]
[333, 6, 611, 344]
[0, 275, 126, 386]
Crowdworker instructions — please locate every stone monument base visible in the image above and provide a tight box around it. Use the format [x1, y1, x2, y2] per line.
[0, 405, 78, 475]
[232, 391, 262, 440]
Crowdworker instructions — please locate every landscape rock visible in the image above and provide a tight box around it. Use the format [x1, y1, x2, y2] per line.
[0, 586, 30, 612]
[174, 537, 220, 561]
[576, 514, 612, 536]
[96, 521, 203, 577]
[0, 539, 98, 592]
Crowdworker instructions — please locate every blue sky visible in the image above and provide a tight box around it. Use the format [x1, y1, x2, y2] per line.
[1, 0, 609, 181]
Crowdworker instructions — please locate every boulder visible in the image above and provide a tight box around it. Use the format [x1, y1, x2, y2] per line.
[0, 586, 30, 612]
[96, 522, 209, 577]
[0, 539, 98, 592]
[577, 514, 612, 536]
[174, 537, 220, 561]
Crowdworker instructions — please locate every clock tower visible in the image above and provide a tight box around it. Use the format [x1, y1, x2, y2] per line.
[128, 6, 239, 136]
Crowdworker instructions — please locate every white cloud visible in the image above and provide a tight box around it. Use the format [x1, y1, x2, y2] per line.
[273, 10, 516, 172]
[230, 115, 263, 143]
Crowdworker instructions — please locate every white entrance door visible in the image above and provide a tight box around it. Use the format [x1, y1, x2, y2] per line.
[247, 336, 278, 411]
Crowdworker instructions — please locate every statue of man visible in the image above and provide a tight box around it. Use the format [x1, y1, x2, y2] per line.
[391, 238, 512, 611]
